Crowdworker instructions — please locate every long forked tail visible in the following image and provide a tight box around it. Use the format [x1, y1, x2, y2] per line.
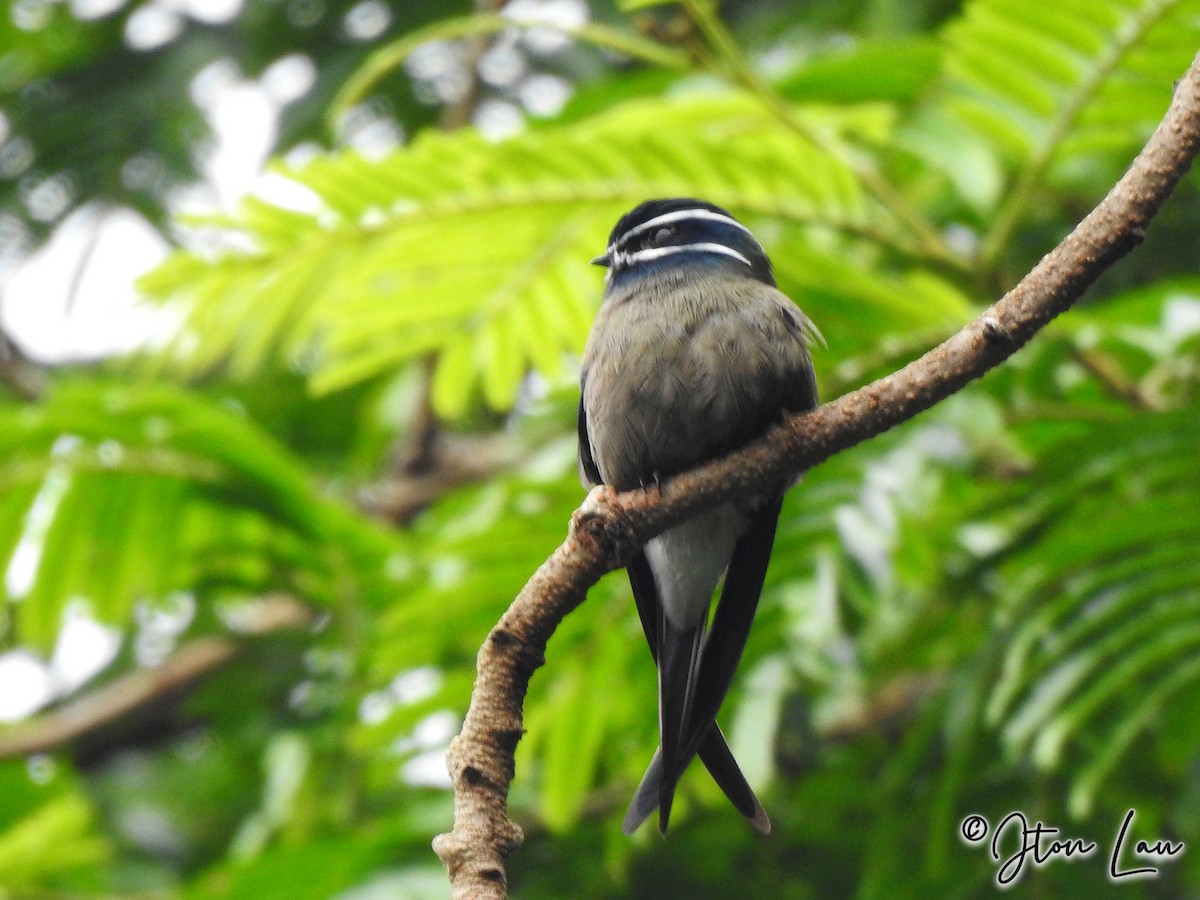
[622, 725, 770, 835]
[622, 498, 783, 834]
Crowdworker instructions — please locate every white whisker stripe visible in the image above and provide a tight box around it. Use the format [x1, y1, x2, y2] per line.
[614, 208, 754, 249]
[617, 242, 753, 268]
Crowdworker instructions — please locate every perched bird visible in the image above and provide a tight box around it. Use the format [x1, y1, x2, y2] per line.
[579, 198, 820, 835]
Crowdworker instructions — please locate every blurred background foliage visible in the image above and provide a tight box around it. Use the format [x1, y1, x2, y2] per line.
[1, 0, 1199, 897]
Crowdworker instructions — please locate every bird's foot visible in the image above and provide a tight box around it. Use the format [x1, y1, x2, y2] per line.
[581, 483, 620, 515]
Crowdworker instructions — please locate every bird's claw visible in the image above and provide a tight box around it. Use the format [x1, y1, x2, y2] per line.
[639, 473, 664, 500]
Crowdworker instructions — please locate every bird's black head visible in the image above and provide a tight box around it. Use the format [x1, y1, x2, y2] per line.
[593, 198, 775, 286]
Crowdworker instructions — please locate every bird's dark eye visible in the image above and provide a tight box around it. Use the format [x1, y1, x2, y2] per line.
[653, 227, 674, 245]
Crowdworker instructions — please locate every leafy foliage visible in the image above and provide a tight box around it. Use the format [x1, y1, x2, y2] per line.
[0, 381, 401, 651]
[140, 95, 896, 417]
[0, 0, 461, 246]
[944, 0, 1200, 168]
[985, 411, 1200, 815]
[1, 0, 1199, 897]
[0, 763, 111, 890]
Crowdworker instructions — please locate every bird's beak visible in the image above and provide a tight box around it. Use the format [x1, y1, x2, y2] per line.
[591, 252, 611, 267]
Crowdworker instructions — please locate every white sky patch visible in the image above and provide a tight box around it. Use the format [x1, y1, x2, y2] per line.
[125, 5, 186, 51]
[189, 57, 241, 108]
[335, 101, 403, 158]
[1164, 295, 1200, 341]
[389, 667, 441, 704]
[50, 603, 122, 693]
[170, 0, 244, 25]
[505, 0, 590, 29]
[401, 750, 453, 788]
[0, 652, 55, 722]
[473, 98, 524, 141]
[5, 465, 72, 600]
[261, 53, 317, 106]
[397, 711, 458, 788]
[255, 169, 324, 214]
[506, 0, 589, 55]
[343, 0, 391, 41]
[0, 205, 175, 363]
[69, 0, 130, 20]
[201, 80, 279, 208]
[517, 73, 572, 118]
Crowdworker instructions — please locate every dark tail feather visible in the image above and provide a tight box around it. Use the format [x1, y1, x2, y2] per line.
[690, 498, 783, 731]
[622, 530, 779, 836]
[656, 609, 705, 833]
[622, 748, 661, 835]
[698, 725, 771, 834]
[622, 727, 770, 836]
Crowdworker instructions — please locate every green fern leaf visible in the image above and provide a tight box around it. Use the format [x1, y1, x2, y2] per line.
[0, 383, 400, 652]
[981, 411, 1200, 810]
[944, 0, 1200, 177]
[138, 94, 896, 417]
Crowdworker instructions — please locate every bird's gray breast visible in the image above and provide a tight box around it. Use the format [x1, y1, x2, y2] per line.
[581, 273, 808, 490]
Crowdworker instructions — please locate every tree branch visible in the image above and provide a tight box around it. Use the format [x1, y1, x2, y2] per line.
[0, 637, 238, 761]
[0, 595, 311, 760]
[432, 52, 1200, 899]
